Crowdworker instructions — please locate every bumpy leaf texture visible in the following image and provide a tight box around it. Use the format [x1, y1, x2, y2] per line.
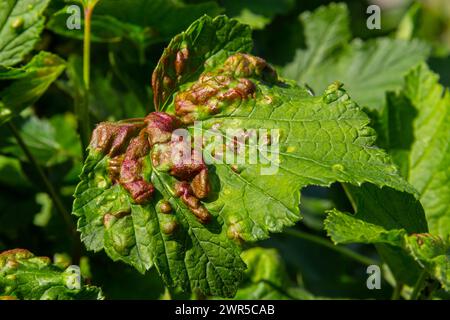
[0, 249, 103, 299]
[0, 0, 51, 67]
[73, 15, 416, 297]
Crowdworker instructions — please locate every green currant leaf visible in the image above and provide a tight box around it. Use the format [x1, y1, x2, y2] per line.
[1, 113, 82, 166]
[152, 15, 253, 109]
[74, 148, 245, 296]
[382, 63, 450, 240]
[0, 51, 66, 125]
[0, 0, 51, 67]
[283, 3, 430, 112]
[0, 249, 103, 300]
[175, 80, 417, 243]
[0, 155, 30, 188]
[325, 209, 449, 291]
[223, 0, 295, 30]
[73, 15, 417, 297]
[335, 183, 428, 286]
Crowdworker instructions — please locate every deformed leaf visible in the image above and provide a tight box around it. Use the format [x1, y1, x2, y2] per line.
[74, 147, 246, 297]
[188, 78, 418, 243]
[325, 209, 449, 291]
[0, 51, 66, 125]
[0, 0, 51, 67]
[73, 15, 417, 297]
[0, 249, 103, 299]
[152, 15, 253, 109]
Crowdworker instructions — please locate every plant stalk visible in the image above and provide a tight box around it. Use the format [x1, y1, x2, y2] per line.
[78, 1, 99, 157]
[391, 283, 403, 300]
[83, 6, 93, 91]
[285, 228, 377, 266]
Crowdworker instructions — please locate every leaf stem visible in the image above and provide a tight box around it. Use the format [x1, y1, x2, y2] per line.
[83, 5, 93, 91]
[7, 122, 76, 236]
[410, 270, 428, 300]
[284, 228, 377, 266]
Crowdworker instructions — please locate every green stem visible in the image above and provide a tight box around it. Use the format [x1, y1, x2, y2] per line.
[83, 6, 92, 91]
[285, 228, 377, 266]
[410, 270, 428, 300]
[391, 282, 403, 300]
[78, 1, 99, 157]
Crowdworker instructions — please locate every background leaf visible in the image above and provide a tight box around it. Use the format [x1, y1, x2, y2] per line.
[233, 247, 314, 300]
[282, 3, 430, 112]
[381, 63, 450, 240]
[222, 0, 295, 30]
[0, 249, 103, 299]
[1, 113, 81, 166]
[0, 0, 51, 67]
[48, 0, 223, 47]
[325, 209, 449, 291]
[0, 51, 66, 125]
